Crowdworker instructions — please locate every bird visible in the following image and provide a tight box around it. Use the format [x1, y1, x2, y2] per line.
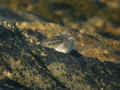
[41, 30, 74, 53]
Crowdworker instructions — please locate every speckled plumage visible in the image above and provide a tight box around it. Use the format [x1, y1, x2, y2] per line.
[41, 30, 74, 53]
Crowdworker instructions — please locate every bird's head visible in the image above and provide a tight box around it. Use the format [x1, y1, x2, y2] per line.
[61, 30, 75, 40]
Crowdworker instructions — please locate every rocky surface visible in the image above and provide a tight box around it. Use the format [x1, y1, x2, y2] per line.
[0, 7, 120, 90]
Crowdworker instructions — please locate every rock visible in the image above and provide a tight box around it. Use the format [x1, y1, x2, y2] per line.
[0, 7, 120, 90]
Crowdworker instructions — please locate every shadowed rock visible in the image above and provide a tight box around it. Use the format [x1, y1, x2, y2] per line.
[0, 7, 120, 90]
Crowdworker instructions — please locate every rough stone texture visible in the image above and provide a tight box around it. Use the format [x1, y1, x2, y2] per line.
[0, 7, 120, 90]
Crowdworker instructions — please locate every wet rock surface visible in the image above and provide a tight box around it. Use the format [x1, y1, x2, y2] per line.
[0, 8, 120, 90]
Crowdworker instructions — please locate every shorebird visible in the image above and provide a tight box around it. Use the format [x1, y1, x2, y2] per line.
[41, 30, 74, 53]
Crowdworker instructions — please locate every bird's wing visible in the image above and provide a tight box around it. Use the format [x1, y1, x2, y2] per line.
[41, 35, 66, 47]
